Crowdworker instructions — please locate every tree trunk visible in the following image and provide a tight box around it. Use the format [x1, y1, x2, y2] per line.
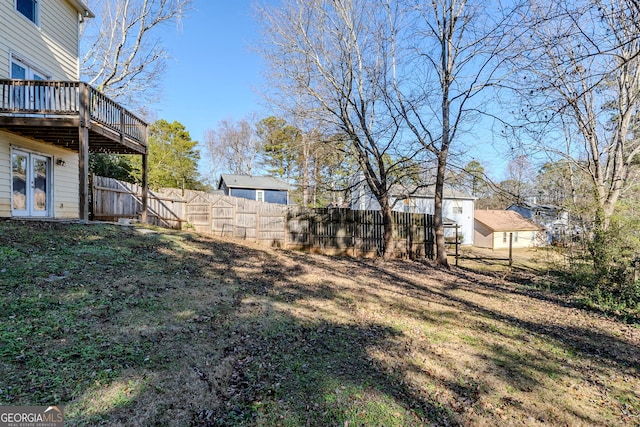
[302, 134, 311, 206]
[380, 199, 395, 259]
[588, 206, 609, 277]
[434, 152, 449, 268]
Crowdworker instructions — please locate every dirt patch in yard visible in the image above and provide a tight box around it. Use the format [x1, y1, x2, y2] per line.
[0, 221, 638, 426]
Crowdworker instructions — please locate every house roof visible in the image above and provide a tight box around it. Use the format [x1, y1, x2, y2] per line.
[474, 210, 544, 232]
[390, 183, 474, 200]
[507, 202, 563, 213]
[67, 0, 95, 18]
[219, 174, 293, 191]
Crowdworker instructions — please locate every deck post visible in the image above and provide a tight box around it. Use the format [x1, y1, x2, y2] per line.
[509, 232, 513, 266]
[78, 83, 90, 221]
[455, 224, 460, 267]
[141, 152, 148, 224]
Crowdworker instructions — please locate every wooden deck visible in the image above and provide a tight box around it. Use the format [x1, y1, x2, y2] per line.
[0, 80, 147, 154]
[0, 79, 148, 220]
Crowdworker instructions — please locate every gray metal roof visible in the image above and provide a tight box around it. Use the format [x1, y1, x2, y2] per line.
[219, 174, 293, 191]
[390, 183, 474, 200]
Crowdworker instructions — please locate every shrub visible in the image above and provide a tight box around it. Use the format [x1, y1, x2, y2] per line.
[569, 213, 640, 318]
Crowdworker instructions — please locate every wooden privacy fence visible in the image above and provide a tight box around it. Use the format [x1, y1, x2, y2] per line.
[187, 193, 289, 245]
[91, 176, 435, 259]
[287, 208, 434, 258]
[92, 175, 185, 229]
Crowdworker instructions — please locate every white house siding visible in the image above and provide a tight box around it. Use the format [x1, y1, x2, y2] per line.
[349, 180, 475, 245]
[0, 131, 79, 218]
[0, 0, 80, 80]
[508, 204, 570, 243]
[395, 197, 475, 245]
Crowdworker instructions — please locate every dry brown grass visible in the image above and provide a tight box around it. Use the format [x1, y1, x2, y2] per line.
[0, 221, 638, 426]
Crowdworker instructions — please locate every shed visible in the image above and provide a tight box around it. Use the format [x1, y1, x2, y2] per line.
[474, 210, 545, 249]
[218, 174, 292, 205]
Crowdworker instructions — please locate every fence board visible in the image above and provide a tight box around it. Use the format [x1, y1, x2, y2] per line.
[92, 175, 184, 229]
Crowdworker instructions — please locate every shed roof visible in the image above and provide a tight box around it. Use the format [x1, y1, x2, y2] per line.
[474, 210, 544, 232]
[219, 174, 293, 191]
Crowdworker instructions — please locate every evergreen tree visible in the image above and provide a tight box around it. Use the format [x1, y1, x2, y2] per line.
[89, 153, 137, 183]
[133, 119, 204, 190]
[256, 116, 300, 180]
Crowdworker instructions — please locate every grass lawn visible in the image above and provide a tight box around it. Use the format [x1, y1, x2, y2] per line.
[0, 220, 638, 426]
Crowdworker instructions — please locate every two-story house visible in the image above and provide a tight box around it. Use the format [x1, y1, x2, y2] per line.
[507, 201, 570, 243]
[0, 0, 148, 220]
[349, 175, 476, 245]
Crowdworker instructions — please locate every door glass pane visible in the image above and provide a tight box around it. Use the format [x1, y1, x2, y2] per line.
[32, 74, 45, 110]
[12, 153, 27, 211]
[11, 62, 27, 109]
[11, 62, 26, 79]
[33, 157, 48, 212]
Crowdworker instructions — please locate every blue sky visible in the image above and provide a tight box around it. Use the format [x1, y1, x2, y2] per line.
[156, 1, 265, 150]
[153, 0, 512, 182]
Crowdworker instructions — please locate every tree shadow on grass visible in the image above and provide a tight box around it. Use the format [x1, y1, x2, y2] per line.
[194, 316, 454, 427]
[0, 224, 456, 426]
[138, 241, 460, 426]
[2, 222, 637, 426]
[340, 258, 640, 372]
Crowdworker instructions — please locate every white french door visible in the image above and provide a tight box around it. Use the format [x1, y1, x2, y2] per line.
[11, 149, 51, 217]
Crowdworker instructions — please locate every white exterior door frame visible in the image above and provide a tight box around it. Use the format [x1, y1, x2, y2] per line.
[11, 147, 52, 217]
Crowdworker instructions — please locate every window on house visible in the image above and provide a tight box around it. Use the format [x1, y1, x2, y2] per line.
[11, 62, 26, 80]
[503, 232, 507, 243]
[256, 190, 264, 202]
[403, 198, 415, 213]
[452, 205, 463, 214]
[16, 0, 39, 25]
[10, 56, 48, 109]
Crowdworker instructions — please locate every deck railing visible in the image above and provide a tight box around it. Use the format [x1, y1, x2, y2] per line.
[0, 79, 147, 146]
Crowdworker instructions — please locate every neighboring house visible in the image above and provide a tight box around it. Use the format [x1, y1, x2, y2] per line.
[218, 174, 292, 205]
[0, 0, 148, 221]
[507, 202, 570, 243]
[349, 177, 476, 245]
[474, 210, 545, 249]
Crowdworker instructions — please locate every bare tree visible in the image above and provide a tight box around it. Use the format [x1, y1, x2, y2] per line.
[204, 116, 263, 181]
[81, 0, 191, 105]
[257, 0, 421, 258]
[505, 154, 535, 203]
[511, 0, 640, 232]
[382, 0, 523, 266]
[258, 0, 521, 263]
